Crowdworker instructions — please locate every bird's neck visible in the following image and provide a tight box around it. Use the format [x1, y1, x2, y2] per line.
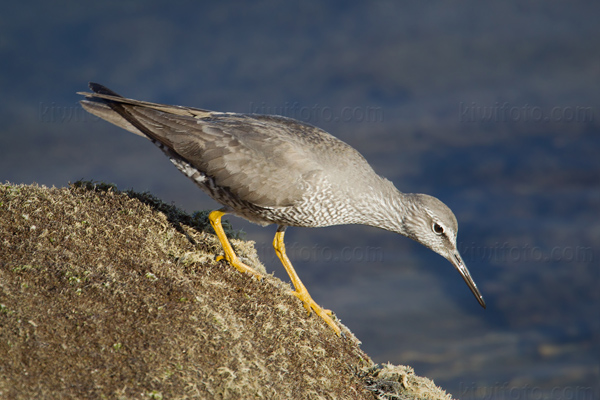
[353, 178, 413, 236]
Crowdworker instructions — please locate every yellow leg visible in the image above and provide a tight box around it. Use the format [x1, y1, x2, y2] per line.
[273, 226, 340, 336]
[209, 210, 262, 279]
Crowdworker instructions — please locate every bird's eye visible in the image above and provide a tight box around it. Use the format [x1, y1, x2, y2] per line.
[432, 223, 444, 235]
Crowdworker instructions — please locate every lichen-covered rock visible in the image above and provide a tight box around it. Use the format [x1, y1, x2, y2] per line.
[0, 182, 453, 399]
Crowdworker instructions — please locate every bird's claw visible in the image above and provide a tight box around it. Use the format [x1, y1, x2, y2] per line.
[289, 290, 340, 335]
[216, 254, 263, 280]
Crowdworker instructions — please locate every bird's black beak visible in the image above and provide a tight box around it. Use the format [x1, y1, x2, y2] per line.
[450, 252, 486, 308]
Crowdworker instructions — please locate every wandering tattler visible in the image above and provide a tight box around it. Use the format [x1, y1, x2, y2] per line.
[79, 83, 486, 336]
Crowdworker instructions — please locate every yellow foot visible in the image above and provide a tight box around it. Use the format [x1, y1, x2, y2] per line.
[209, 210, 262, 280]
[219, 256, 263, 280]
[291, 290, 341, 336]
[214, 248, 262, 280]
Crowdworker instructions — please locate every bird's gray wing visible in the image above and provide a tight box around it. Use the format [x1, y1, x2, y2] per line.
[79, 83, 322, 207]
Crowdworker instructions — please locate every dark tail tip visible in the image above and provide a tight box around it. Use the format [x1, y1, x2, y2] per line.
[88, 82, 123, 97]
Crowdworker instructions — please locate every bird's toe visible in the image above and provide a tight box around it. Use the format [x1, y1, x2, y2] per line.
[290, 290, 340, 335]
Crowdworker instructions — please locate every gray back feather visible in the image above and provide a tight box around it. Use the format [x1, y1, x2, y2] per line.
[80, 86, 376, 208]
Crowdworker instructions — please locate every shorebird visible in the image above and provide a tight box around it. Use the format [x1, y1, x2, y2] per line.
[79, 83, 486, 336]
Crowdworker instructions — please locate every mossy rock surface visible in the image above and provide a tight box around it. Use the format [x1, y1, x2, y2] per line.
[0, 182, 453, 400]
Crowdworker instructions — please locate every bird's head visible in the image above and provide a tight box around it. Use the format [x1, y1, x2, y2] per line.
[402, 193, 486, 308]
